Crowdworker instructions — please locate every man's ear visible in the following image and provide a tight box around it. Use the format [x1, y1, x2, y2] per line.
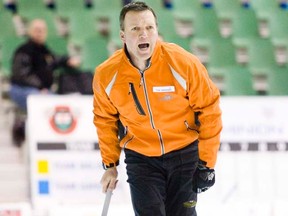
[120, 31, 125, 43]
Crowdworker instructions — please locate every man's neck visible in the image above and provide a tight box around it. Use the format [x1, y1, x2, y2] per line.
[134, 59, 149, 71]
[124, 45, 151, 71]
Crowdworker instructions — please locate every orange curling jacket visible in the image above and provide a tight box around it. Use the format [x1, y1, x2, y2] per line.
[93, 40, 222, 169]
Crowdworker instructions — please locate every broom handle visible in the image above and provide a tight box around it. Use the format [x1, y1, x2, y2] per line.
[101, 189, 113, 216]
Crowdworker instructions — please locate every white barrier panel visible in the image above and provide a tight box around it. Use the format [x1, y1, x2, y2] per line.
[197, 152, 288, 216]
[48, 204, 134, 216]
[27, 95, 288, 216]
[27, 95, 130, 215]
[221, 96, 288, 143]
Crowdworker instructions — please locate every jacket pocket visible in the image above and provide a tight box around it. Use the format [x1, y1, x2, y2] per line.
[121, 127, 134, 149]
[129, 82, 146, 116]
[184, 112, 201, 133]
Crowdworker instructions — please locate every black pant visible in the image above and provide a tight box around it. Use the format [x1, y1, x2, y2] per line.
[124, 140, 199, 216]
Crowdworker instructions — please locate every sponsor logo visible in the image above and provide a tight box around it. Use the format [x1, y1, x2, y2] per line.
[207, 172, 215, 181]
[183, 200, 197, 208]
[49, 106, 77, 134]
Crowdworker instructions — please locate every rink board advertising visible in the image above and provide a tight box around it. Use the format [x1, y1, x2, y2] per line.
[220, 96, 288, 143]
[27, 95, 288, 214]
[0, 203, 31, 216]
[27, 95, 103, 212]
[27, 95, 129, 214]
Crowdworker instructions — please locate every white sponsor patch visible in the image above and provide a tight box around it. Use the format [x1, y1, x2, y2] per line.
[153, 86, 175, 92]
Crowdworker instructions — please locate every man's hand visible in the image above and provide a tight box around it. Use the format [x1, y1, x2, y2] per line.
[67, 56, 81, 68]
[40, 88, 49, 94]
[101, 167, 118, 193]
[192, 162, 215, 193]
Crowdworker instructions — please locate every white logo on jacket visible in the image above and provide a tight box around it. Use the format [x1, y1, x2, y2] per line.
[153, 86, 175, 92]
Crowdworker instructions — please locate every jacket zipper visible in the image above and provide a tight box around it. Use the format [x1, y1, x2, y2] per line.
[140, 71, 165, 155]
[129, 82, 146, 116]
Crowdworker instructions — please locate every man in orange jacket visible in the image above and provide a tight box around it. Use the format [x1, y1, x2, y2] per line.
[92, 2, 222, 215]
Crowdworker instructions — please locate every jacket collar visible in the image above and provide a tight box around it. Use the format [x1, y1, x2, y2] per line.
[122, 39, 162, 70]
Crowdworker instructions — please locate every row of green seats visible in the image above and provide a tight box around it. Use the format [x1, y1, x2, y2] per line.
[2, 1, 288, 51]
[221, 65, 288, 96]
[0, 34, 286, 79]
[2, 36, 286, 96]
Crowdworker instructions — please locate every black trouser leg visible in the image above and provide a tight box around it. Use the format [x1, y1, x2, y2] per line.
[124, 141, 199, 216]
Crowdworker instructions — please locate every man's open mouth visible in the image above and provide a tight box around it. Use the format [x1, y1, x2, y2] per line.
[138, 43, 149, 49]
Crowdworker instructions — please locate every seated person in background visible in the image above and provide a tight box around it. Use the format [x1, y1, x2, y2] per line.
[10, 18, 80, 111]
[9, 18, 80, 146]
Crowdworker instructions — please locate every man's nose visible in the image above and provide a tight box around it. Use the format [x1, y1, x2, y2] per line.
[139, 29, 148, 37]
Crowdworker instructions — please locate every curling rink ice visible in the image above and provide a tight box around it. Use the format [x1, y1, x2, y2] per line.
[45, 152, 288, 216]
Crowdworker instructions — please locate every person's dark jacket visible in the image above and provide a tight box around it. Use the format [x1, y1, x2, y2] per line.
[11, 39, 69, 89]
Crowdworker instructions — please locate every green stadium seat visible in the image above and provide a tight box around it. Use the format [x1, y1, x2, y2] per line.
[250, 0, 280, 37]
[54, 0, 86, 21]
[107, 13, 122, 52]
[251, 0, 279, 20]
[0, 36, 25, 77]
[191, 6, 221, 40]
[267, 66, 288, 95]
[132, 0, 164, 12]
[247, 38, 277, 77]
[46, 36, 68, 56]
[213, 0, 242, 37]
[190, 7, 221, 64]
[80, 35, 109, 72]
[0, 9, 17, 45]
[172, 0, 201, 21]
[93, 0, 123, 20]
[268, 11, 288, 65]
[206, 37, 237, 78]
[214, 0, 241, 20]
[230, 8, 260, 64]
[172, 0, 201, 37]
[246, 38, 277, 93]
[223, 66, 256, 96]
[17, 0, 47, 18]
[68, 10, 99, 49]
[231, 8, 260, 46]
[157, 9, 178, 39]
[268, 11, 288, 46]
[165, 34, 191, 52]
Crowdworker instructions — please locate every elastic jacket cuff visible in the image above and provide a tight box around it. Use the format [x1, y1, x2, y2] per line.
[102, 160, 119, 170]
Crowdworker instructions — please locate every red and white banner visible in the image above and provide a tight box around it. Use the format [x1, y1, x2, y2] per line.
[0, 203, 31, 216]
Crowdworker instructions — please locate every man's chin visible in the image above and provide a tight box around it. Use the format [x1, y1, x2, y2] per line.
[137, 50, 151, 59]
